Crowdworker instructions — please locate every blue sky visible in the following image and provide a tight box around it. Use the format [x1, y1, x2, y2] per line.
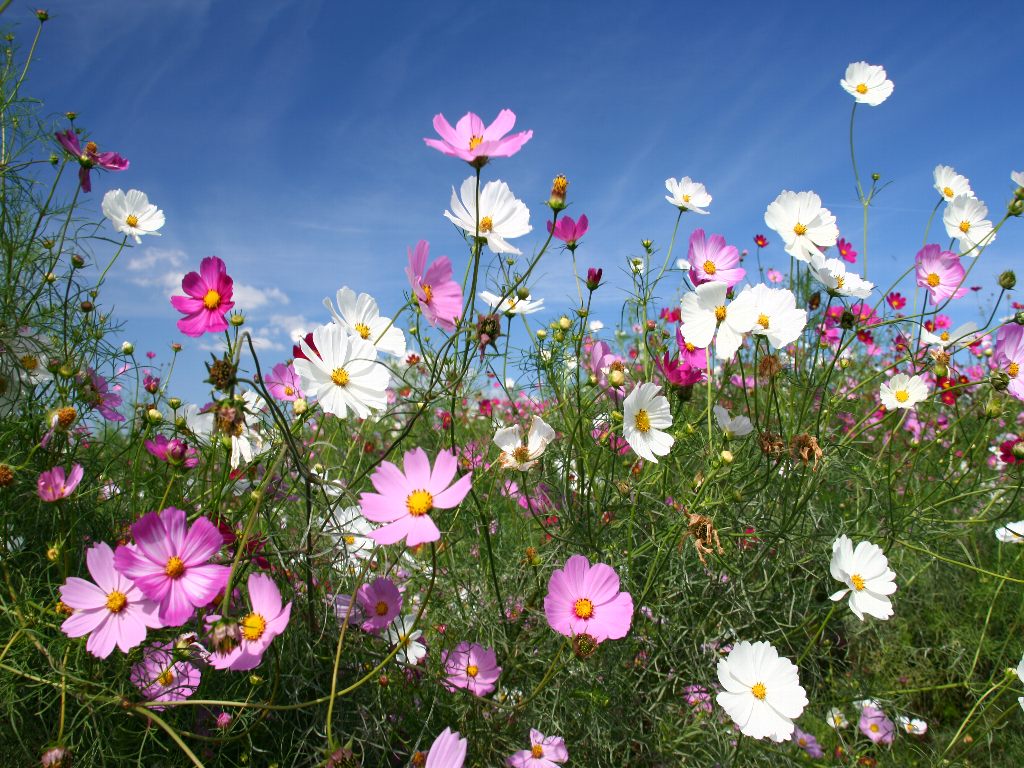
[20, 0, 1024, 402]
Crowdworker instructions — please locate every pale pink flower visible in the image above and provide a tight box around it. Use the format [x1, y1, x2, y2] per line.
[687, 229, 745, 288]
[37, 464, 83, 502]
[506, 729, 568, 768]
[208, 572, 292, 671]
[915, 244, 966, 305]
[544, 554, 633, 643]
[355, 576, 402, 634]
[130, 641, 201, 708]
[406, 240, 463, 332]
[443, 641, 501, 697]
[425, 727, 468, 768]
[424, 109, 532, 168]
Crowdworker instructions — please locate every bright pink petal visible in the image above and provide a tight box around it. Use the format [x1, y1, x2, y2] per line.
[159, 582, 197, 626]
[248, 573, 283, 618]
[178, 515, 224, 566]
[178, 563, 229, 607]
[130, 511, 172, 564]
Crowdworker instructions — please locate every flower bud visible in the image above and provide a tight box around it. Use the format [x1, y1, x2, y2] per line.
[79, 300, 94, 313]
[292, 397, 308, 415]
[120, 341, 134, 355]
[171, 342, 182, 352]
[548, 174, 568, 211]
[607, 369, 625, 387]
[553, 330, 565, 342]
[586, 267, 602, 291]
[35, 9, 49, 21]
[572, 632, 599, 660]
[558, 316, 572, 330]
[1009, 199, 1024, 217]
[209, 618, 241, 655]
[0, 464, 14, 487]
[70, 254, 85, 268]
[1014, 442, 1024, 461]
[536, 328, 547, 340]
[40, 745, 70, 767]
[1015, 311, 1024, 326]
[641, 239, 653, 253]
[720, 450, 734, 464]
[168, 397, 182, 410]
[871, 172, 881, 182]
[839, 310, 855, 330]
[998, 270, 1017, 290]
[576, 308, 588, 318]
[146, 408, 163, 424]
[516, 285, 530, 301]
[984, 396, 1002, 419]
[46, 544, 61, 561]
[229, 312, 245, 327]
[990, 371, 1010, 392]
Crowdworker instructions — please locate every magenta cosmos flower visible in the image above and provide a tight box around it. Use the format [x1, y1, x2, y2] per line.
[425, 727, 468, 768]
[915, 244, 966, 305]
[506, 729, 568, 768]
[55, 128, 129, 193]
[995, 324, 1024, 401]
[544, 554, 633, 643]
[114, 507, 230, 626]
[59, 542, 162, 658]
[208, 572, 292, 671]
[145, 435, 199, 469]
[443, 641, 502, 697]
[547, 214, 588, 250]
[170, 256, 235, 337]
[687, 229, 745, 288]
[424, 109, 532, 168]
[406, 240, 463, 333]
[355, 576, 402, 634]
[359, 447, 472, 547]
[37, 464, 84, 502]
[837, 237, 858, 263]
[859, 705, 895, 744]
[130, 641, 201, 709]
[264, 362, 304, 402]
[80, 366, 124, 421]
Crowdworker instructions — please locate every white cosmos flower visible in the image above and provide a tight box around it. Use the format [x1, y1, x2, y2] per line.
[933, 165, 974, 203]
[386, 615, 426, 665]
[825, 707, 849, 729]
[325, 505, 377, 567]
[1017, 655, 1024, 713]
[921, 321, 977, 350]
[943, 194, 995, 254]
[896, 716, 928, 735]
[879, 373, 929, 410]
[664, 176, 712, 214]
[294, 322, 389, 419]
[811, 258, 874, 299]
[714, 406, 753, 438]
[746, 284, 806, 349]
[840, 61, 894, 106]
[995, 521, 1024, 543]
[479, 290, 544, 315]
[324, 287, 406, 358]
[101, 189, 165, 244]
[493, 415, 556, 471]
[1012, 170, 1024, 188]
[444, 176, 531, 254]
[764, 191, 839, 264]
[829, 534, 897, 621]
[679, 281, 757, 361]
[716, 640, 808, 742]
[622, 382, 674, 463]
[588, 320, 604, 332]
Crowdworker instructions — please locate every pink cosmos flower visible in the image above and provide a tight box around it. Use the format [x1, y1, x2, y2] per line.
[114, 507, 230, 626]
[915, 244, 966, 305]
[544, 554, 633, 643]
[859, 706, 895, 744]
[80, 367, 124, 421]
[547, 214, 588, 250]
[506, 729, 568, 768]
[406, 240, 463, 333]
[676, 328, 709, 369]
[37, 464, 84, 501]
[208, 572, 292, 671]
[443, 641, 502, 697]
[687, 229, 745, 288]
[837, 237, 858, 263]
[425, 727, 468, 768]
[130, 641, 201, 709]
[994, 324, 1024, 401]
[355, 576, 402, 634]
[424, 109, 533, 168]
[793, 727, 824, 758]
[656, 352, 704, 392]
[766, 268, 784, 284]
[682, 684, 713, 713]
[55, 128, 129, 192]
[59, 542, 162, 658]
[264, 362, 303, 401]
[170, 256, 235, 337]
[359, 447, 472, 547]
[145, 435, 199, 469]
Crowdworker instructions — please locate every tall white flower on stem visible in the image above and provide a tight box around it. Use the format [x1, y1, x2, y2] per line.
[829, 535, 897, 621]
[494, 416, 556, 471]
[811, 258, 874, 299]
[920, 321, 977, 350]
[746, 284, 807, 349]
[444, 177, 531, 254]
[324, 287, 406, 358]
[664, 176, 711, 214]
[943, 194, 995, 254]
[879, 373, 929, 411]
[385, 614, 426, 665]
[294, 323, 389, 419]
[933, 165, 974, 203]
[479, 290, 544, 315]
[840, 62, 894, 106]
[679, 281, 757, 360]
[101, 189, 165, 244]
[714, 406, 753, 438]
[764, 191, 839, 264]
[622, 382, 674, 463]
[716, 640, 808, 742]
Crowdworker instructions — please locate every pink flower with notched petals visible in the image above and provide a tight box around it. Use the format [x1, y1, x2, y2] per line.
[994, 324, 1024, 401]
[359, 447, 472, 547]
[55, 128, 129, 192]
[443, 641, 502, 697]
[547, 214, 588, 250]
[406, 240, 463, 333]
[145, 435, 199, 469]
[80, 367, 124, 421]
[208, 572, 291, 671]
[355, 577, 402, 634]
[170, 256, 235, 337]
[544, 554, 633, 643]
[424, 109, 533, 168]
[859, 706, 895, 744]
[506, 729, 569, 768]
[264, 362, 303, 402]
[887, 291, 906, 310]
[130, 641, 201, 709]
[915, 244, 966, 305]
[59, 542, 162, 658]
[425, 727, 468, 768]
[114, 507, 230, 626]
[37, 464, 84, 501]
[687, 229, 745, 288]
[676, 327, 708, 369]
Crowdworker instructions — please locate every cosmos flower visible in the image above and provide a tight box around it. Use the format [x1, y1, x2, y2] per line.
[80, 367, 125, 421]
[355, 576, 402, 634]
[943, 194, 995, 254]
[921, 321, 977, 350]
[840, 61, 894, 106]
[544, 554, 633, 643]
[716, 640, 808, 742]
[836, 237, 857, 263]
[479, 290, 545, 315]
[896, 715, 928, 736]
[664, 176, 711, 214]
[444, 176, 532, 255]
[264, 362, 303, 402]
[493, 416, 556, 471]
[811, 258, 874, 299]
[879, 374, 929, 411]
[59, 542, 162, 658]
[293, 322, 389, 419]
[547, 214, 588, 249]
[686, 229, 745, 288]
[915, 244, 966, 304]
[745, 284, 807, 349]
[55, 128, 129, 192]
[679, 281, 757, 360]
[385, 614, 426, 665]
[170, 256, 235, 337]
[359, 447, 472, 547]
[130, 641, 201, 708]
[424, 109, 532, 168]
[764, 191, 839, 264]
[425, 727, 468, 768]
[792, 728, 824, 758]
[37, 464, 84, 502]
[443, 641, 502, 697]
[887, 292, 906, 310]
[144, 435, 199, 469]
[995, 521, 1024, 543]
[622, 382, 674, 463]
[859, 706, 895, 744]
[406, 240, 463, 332]
[754, 234, 769, 248]
[994, 324, 1024, 401]
[101, 189, 164, 244]
[934, 165, 974, 203]
[208, 572, 292, 671]
[826, 707, 849, 729]
[829, 534, 897, 620]
[714, 406, 753, 438]
[506, 730, 569, 768]
[324, 287, 406, 358]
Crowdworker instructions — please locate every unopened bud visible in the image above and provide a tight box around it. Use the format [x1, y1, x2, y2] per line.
[120, 341, 134, 355]
[168, 397, 182, 410]
[1014, 442, 1024, 461]
[998, 270, 1017, 290]
[1009, 199, 1024, 217]
[558, 316, 572, 331]
[292, 398, 308, 415]
[548, 174, 568, 210]
[871, 172, 881, 182]
[991, 371, 1010, 392]
[35, 9, 48, 21]
[720, 450, 734, 464]
[146, 408, 163, 424]
[229, 313, 245, 327]
[536, 328, 547, 340]
[607, 369, 625, 387]
[44, 271, 57, 283]
[516, 285, 530, 301]
[641, 239, 653, 253]
[553, 330, 565, 342]
[70, 254, 85, 268]
[79, 300, 94, 313]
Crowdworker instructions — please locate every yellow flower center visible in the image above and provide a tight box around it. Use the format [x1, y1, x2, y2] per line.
[682, 194, 691, 203]
[855, 83, 868, 94]
[531, 745, 544, 759]
[1009, 362, 1020, 378]
[926, 272, 940, 287]
[942, 186, 954, 199]
[125, 214, 139, 227]
[757, 313, 770, 329]
[940, 331, 950, 341]
[466, 664, 479, 678]
[20, 354, 38, 371]
[685, 342, 695, 352]
[468, 135, 483, 151]
[793, 223, 808, 236]
[573, 597, 594, 619]
[702, 259, 717, 275]
[406, 489, 434, 517]
[203, 289, 221, 310]
[894, 389, 909, 403]
[714, 305, 727, 322]
[156, 668, 174, 687]
[354, 323, 371, 339]
[512, 445, 532, 464]
[870, 723, 879, 733]
[634, 409, 651, 433]
[421, 284, 433, 303]
[851, 573, 866, 591]
[344, 534, 356, 545]
[330, 367, 350, 386]
[552, 175, 568, 194]
[85, 141, 98, 153]
[284, 385, 294, 396]
[241, 612, 267, 641]
[751, 682, 767, 700]
[105, 590, 128, 613]
[958, 220, 971, 234]
[375, 600, 389, 616]
[164, 556, 186, 579]
[479, 216, 493, 233]
[836, 276, 845, 289]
